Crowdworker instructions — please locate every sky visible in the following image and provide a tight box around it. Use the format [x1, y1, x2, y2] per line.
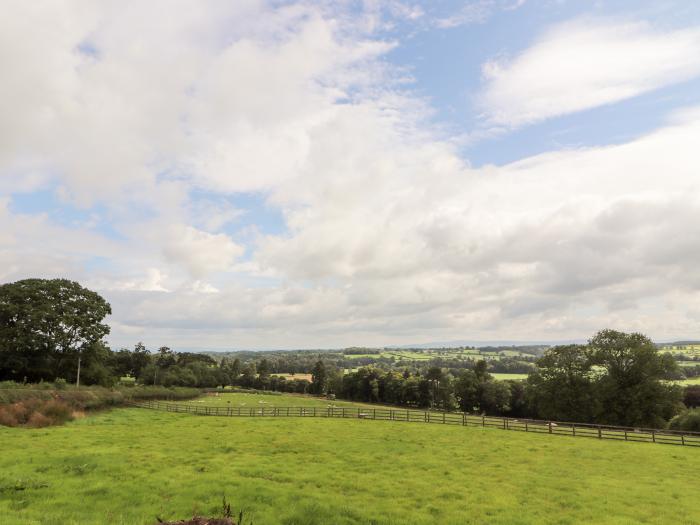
[2, 0, 700, 350]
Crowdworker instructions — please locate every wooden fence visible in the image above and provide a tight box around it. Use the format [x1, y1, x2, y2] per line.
[130, 400, 700, 447]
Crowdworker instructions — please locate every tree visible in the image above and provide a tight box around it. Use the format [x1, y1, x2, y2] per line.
[0, 278, 111, 384]
[311, 360, 327, 395]
[256, 358, 271, 390]
[527, 345, 597, 422]
[589, 329, 682, 427]
[684, 386, 700, 408]
[454, 370, 479, 412]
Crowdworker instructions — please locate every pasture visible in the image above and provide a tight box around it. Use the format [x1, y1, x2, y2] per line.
[1, 395, 699, 524]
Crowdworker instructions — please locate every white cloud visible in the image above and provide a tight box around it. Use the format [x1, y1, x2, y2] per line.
[2, 2, 700, 348]
[162, 226, 244, 278]
[478, 18, 700, 127]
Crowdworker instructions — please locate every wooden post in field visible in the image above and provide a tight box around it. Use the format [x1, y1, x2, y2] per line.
[598, 426, 602, 439]
[572, 425, 576, 437]
[462, 413, 466, 426]
[681, 434, 685, 446]
[374, 408, 376, 419]
[443, 411, 446, 424]
[652, 431, 656, 443]
[624, 430, 628, 441]
[482, 416, 485, 427]
[548, 421, 552, 434]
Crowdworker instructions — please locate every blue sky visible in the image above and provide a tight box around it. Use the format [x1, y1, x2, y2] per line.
[2, 1, 700, 349]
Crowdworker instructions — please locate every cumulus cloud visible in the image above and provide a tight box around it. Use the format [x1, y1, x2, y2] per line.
[2, 2, 700, 348]
[478, 18, 700, 127]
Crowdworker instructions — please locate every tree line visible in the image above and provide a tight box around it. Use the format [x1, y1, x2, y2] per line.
[1, 278, 697, 430]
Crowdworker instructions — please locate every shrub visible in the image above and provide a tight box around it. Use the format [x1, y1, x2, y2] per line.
[669, 408, 700, 432]
[41, 400, 73, 424]
[27, 412, 52, 428]
[684, 386, 700, 408]
[0, 407, 19, 427]
[54, 378, 68, 390]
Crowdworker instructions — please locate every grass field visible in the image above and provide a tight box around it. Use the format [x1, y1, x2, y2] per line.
[491, 373, 529, 381]
[1, 400, 700, 525]
[270, 373, 313, 382]
[196, 392, 377, 409]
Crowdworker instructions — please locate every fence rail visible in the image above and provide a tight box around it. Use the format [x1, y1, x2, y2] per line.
[130, 400, 700, 447]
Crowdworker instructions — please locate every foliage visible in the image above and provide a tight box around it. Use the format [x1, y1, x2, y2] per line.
[589, 329, 682, 427]
[0, 384, 200, 427]
[0, 278, 112, 383]
[668, 408, 700, 432]
[684, 385, 700, 408]
[526, 345, 597, 422]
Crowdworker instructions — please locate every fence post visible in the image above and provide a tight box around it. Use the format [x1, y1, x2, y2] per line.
[374, 408, 376, 420]
[681, 434, 685, 446]
[462, 413, 466, 426]
[525, 421, 528, 432]
[503, 418, 507, 430]
[598, 426, 602, 439]
[624, 430, 628, 441]
[443, 411, 446, 424]
[652, 430, 656, 444]
[548, 421, 552, 434]
[406, 409, 409, 422]
[313, 407, 316, 417]
[482, 416, 485, 427]
[342, 407, 346, 418]
[572, 425, 576, 437]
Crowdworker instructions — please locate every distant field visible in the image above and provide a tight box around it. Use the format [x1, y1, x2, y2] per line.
[1, 403, 699, 524]
[198, 391, 377, 409]
[270, 373, 313, 382]
[677, 377, 700, 386]
[491, 373, 529, 381]
[344, 348, 534, 363]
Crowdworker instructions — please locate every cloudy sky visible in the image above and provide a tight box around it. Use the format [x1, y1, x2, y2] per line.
[2, 1, 700, 350]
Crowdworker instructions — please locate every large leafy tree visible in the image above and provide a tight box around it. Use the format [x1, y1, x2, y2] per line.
[0, 278, 111, 383]
[589, 329, 682, 427]
[526, 344, 598, 423]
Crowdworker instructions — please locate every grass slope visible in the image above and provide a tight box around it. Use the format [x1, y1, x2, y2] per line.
[1, 405, 699, 525]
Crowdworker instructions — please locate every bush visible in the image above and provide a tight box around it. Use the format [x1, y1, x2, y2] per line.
[669, 408, 700, 432]
[54, 378, 68, 390]
[0, 385, 200, 427]
[27, 412, 53, 428]
[684, 386, 700, 408]
[41, 399, 73, 424]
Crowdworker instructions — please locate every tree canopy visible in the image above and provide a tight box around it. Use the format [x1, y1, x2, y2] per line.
[0, 278, 112, 382]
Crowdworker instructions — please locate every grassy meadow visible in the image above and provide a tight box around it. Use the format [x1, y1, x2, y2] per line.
[1, 395, 699, 525]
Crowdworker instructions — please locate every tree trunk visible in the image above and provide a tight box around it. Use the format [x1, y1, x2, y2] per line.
[76, 353, 81, 389]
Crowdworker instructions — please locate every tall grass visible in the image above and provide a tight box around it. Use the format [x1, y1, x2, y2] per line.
[0, 382, 200, 427]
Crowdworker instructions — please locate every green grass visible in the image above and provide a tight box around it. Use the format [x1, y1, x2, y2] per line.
[195, 392, 378, 409]
[1, 405, 699, 524]
[677, 377, 700, 385]
[491, 373, 529, 381]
